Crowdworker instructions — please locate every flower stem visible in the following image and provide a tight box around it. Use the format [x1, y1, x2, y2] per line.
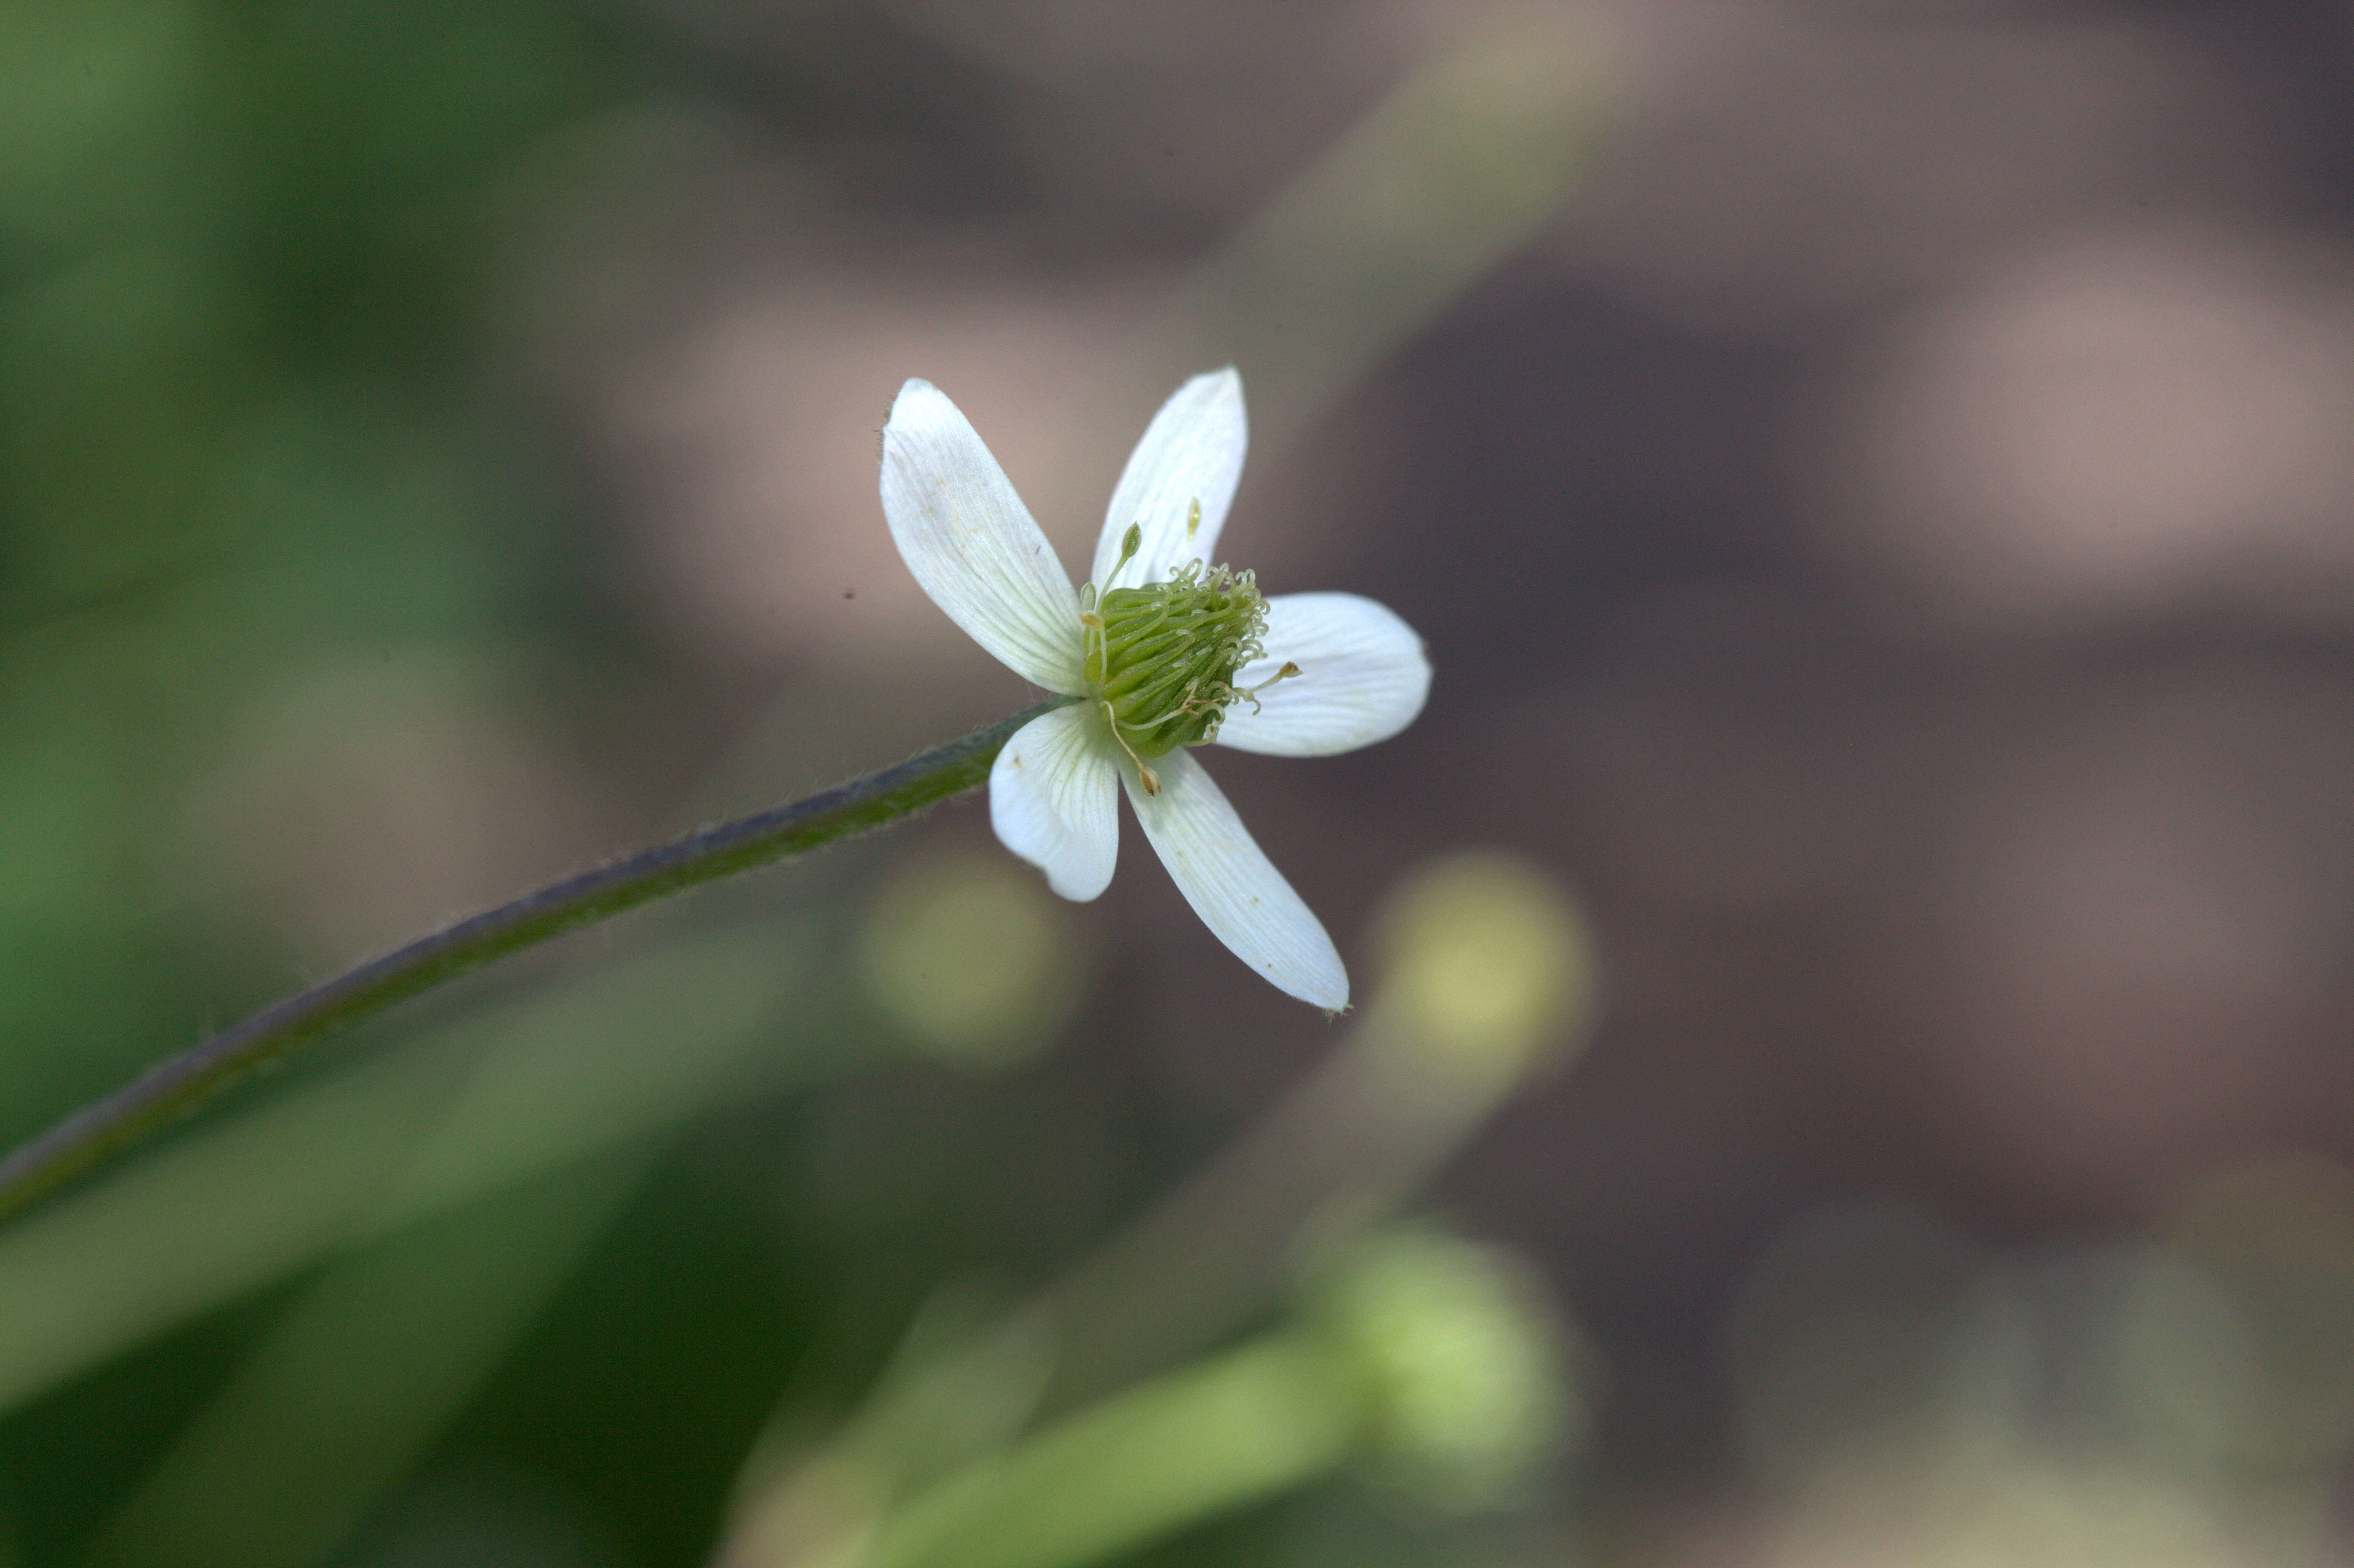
[0, 698, 1073, 1225]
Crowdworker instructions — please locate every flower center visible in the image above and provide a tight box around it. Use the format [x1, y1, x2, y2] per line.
[1084, 562, 1264, 757]
[1079, 521, 1296, 793]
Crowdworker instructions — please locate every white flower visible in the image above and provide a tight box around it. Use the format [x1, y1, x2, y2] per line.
[880, 368, 1430, 1010]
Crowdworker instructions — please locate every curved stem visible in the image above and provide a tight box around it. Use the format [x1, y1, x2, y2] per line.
[0, 698, 1071, 1224]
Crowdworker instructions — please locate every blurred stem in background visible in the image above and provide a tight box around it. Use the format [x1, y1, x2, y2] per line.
[832, 1227, 1563, 1568]
[0, 920, 832, 1419]
[1022, 7, 1608, 528]
[18, 850, 1589, 1568]
[1141, 10, 1606, 458]
[718, 853, 1595, 1568]
[0, 699, 1068, 1225]
[76, 1154, 655, 1568]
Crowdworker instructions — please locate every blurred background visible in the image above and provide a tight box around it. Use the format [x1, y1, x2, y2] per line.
[8, 0, 2354, 1563]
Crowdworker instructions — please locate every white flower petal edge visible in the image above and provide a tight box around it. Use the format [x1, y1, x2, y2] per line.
[989, 703, 1121, 902]
[1122, 748, 1348, 1010]
[1091, 368, 1247, 591]
[1214, 592, 1432, 758]
[881, 379, 1088, 694]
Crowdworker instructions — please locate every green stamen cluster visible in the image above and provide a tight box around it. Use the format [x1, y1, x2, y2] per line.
[1082, 557, 1268, 761]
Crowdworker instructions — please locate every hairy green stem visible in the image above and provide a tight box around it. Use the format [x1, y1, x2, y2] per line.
[0, 699, 1070, 1224]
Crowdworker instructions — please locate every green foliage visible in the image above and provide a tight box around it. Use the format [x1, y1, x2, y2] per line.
[0, 0, 620, 1142]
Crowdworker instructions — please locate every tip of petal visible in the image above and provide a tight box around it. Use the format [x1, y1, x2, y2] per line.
[1169, 365, 1242, 404]
[887, 377, 939, 418]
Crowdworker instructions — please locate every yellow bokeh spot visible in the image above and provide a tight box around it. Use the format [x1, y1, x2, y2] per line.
[1369, 851, 1594, 1080]
[859, 851, 1080, 1070]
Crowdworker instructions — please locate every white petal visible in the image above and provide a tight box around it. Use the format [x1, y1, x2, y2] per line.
[882, 379, 1087, 694]
[991, 704, 1120, 901]
[1123, 749, 1348, 1009]
[1213, 593, 1431, 758]
[1091, 368, 1248, 592]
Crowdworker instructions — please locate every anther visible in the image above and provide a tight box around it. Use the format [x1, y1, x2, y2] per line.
[1238, 660, 1302, 713]
[1101, 698, 1159, 792]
